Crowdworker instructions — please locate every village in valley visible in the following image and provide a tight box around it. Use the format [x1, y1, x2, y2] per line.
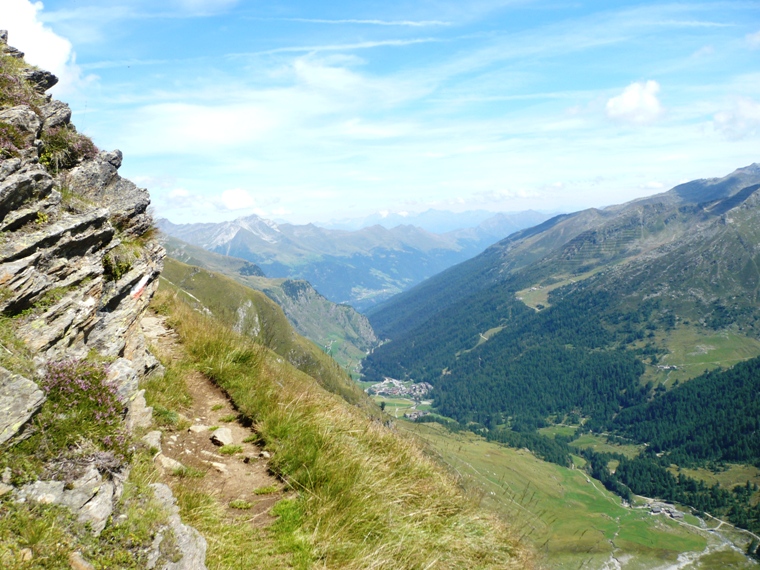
[364, 378, 434, 419]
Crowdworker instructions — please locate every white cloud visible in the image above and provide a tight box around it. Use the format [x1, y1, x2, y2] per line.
[747, 30, 760, 49]
[219, 188, 256, 210]
[121, 102, 279, 156]
[2, 0, 85, 93]
[640, 181, 664, 189]
[713, 97, 760, 140]
[605, 80, 663, 125]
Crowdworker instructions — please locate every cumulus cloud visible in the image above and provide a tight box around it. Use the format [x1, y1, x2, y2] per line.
[747, 30, 760, 49]
[219, 188, 257, 210]
[605, 80, 663, 125]
[713, 97, 760, 140]
[3, 0, 85, 93]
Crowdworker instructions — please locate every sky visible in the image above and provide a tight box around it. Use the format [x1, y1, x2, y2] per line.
[3, 0, 760, 225]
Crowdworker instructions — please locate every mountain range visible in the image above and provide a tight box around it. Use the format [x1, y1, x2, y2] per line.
[364, 163, 760, 417]
[162, 236, 376, 371]
[157, 210, 551, 311]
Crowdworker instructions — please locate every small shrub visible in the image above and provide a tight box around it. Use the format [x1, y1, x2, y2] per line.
[152, 405, 179, 427]
[0, 54, 44, 108]
[0, 121, 25, 158]
[242, 434, 261, 444]
[0, 359, 129, 483]
[219, 414, 237, 423]
[103, 253, 132, 282]
[229, 499, 253, 510]
[211, 404, 224, 411]
[172, 466, 206, 479]
[39, 359, 128, 454]
[219, 445, 243, 456]
[39, 125, 98, 173]
[208, 426, 219, 432]
[253, 485, 278, 496]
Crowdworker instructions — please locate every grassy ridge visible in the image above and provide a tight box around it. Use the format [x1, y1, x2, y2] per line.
[160, 258, 372, 412]
[153, 289, 534, 569]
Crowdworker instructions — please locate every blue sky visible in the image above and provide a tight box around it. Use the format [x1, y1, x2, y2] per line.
[4, 0, 760, 224]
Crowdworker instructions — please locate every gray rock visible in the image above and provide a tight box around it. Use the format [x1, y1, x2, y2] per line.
[148, 484, 207, 570]
[156, 454, 184, 472]
[40, 99, 72, 129]
[0, 482, 13, 496]
[77, 480, 114, 535]
[16, 480, 65, 504]
[0, 161, 53, 223]
[66, 150, 152, 237]
[60, 467, 102, 511]
[126, 389, 153, 431]
[210, 427, 233, 447]
[0, 106, 41, 144]
[106, 358, 139, 402]
[2, 467, 10, 484]
[0, 366, 45, 445]
[188, 425, 208, 433]
[143, 430, 162, 452]
[20, 68, 58, 92]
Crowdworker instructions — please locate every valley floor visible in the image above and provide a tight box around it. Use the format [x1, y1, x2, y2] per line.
[402, 422, 759, 570]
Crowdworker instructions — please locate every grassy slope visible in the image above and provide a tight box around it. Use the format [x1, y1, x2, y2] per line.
[163, 237, 375, 370]
[160, 257, 372, 412]
[403, 423, 760, 570]
[152, 289, 535, 569]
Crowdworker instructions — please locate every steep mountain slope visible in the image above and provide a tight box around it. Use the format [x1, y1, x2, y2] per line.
[158, 210, 551, 310]
[364, 164, 760, 420]
[163, 236, 376, 371]
[160, 257, 372, 408]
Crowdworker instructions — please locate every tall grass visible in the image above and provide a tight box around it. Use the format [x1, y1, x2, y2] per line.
[153, 289, 534, 569]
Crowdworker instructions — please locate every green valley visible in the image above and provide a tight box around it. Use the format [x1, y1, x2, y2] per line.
[404, 422, 757, 570]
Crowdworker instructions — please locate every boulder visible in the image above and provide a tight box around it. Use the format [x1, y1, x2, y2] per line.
[126, 389, 153, 431]
[0, 366, 45, 445]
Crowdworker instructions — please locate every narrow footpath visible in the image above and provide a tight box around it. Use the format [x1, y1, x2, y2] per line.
[140, 313, 284, 526]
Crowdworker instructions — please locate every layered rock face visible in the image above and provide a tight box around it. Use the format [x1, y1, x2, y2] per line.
[0, 31, 163, 432]
[0, 32, 205, 568]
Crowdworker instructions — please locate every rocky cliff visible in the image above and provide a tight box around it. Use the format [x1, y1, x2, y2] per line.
[0, 32, 205, 568]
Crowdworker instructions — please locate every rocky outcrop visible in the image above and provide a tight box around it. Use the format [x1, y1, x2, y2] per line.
[0, 31, 205, 568]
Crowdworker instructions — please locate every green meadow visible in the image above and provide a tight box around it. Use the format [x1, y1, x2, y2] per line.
[641, 327, 760, 387]
[403, 422, 756, 569]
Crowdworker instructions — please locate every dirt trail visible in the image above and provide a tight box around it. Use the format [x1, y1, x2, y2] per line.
[141, 313, 283, 525]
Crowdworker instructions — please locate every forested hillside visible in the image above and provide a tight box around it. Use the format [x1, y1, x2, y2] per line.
[362, 164, 760, 543]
